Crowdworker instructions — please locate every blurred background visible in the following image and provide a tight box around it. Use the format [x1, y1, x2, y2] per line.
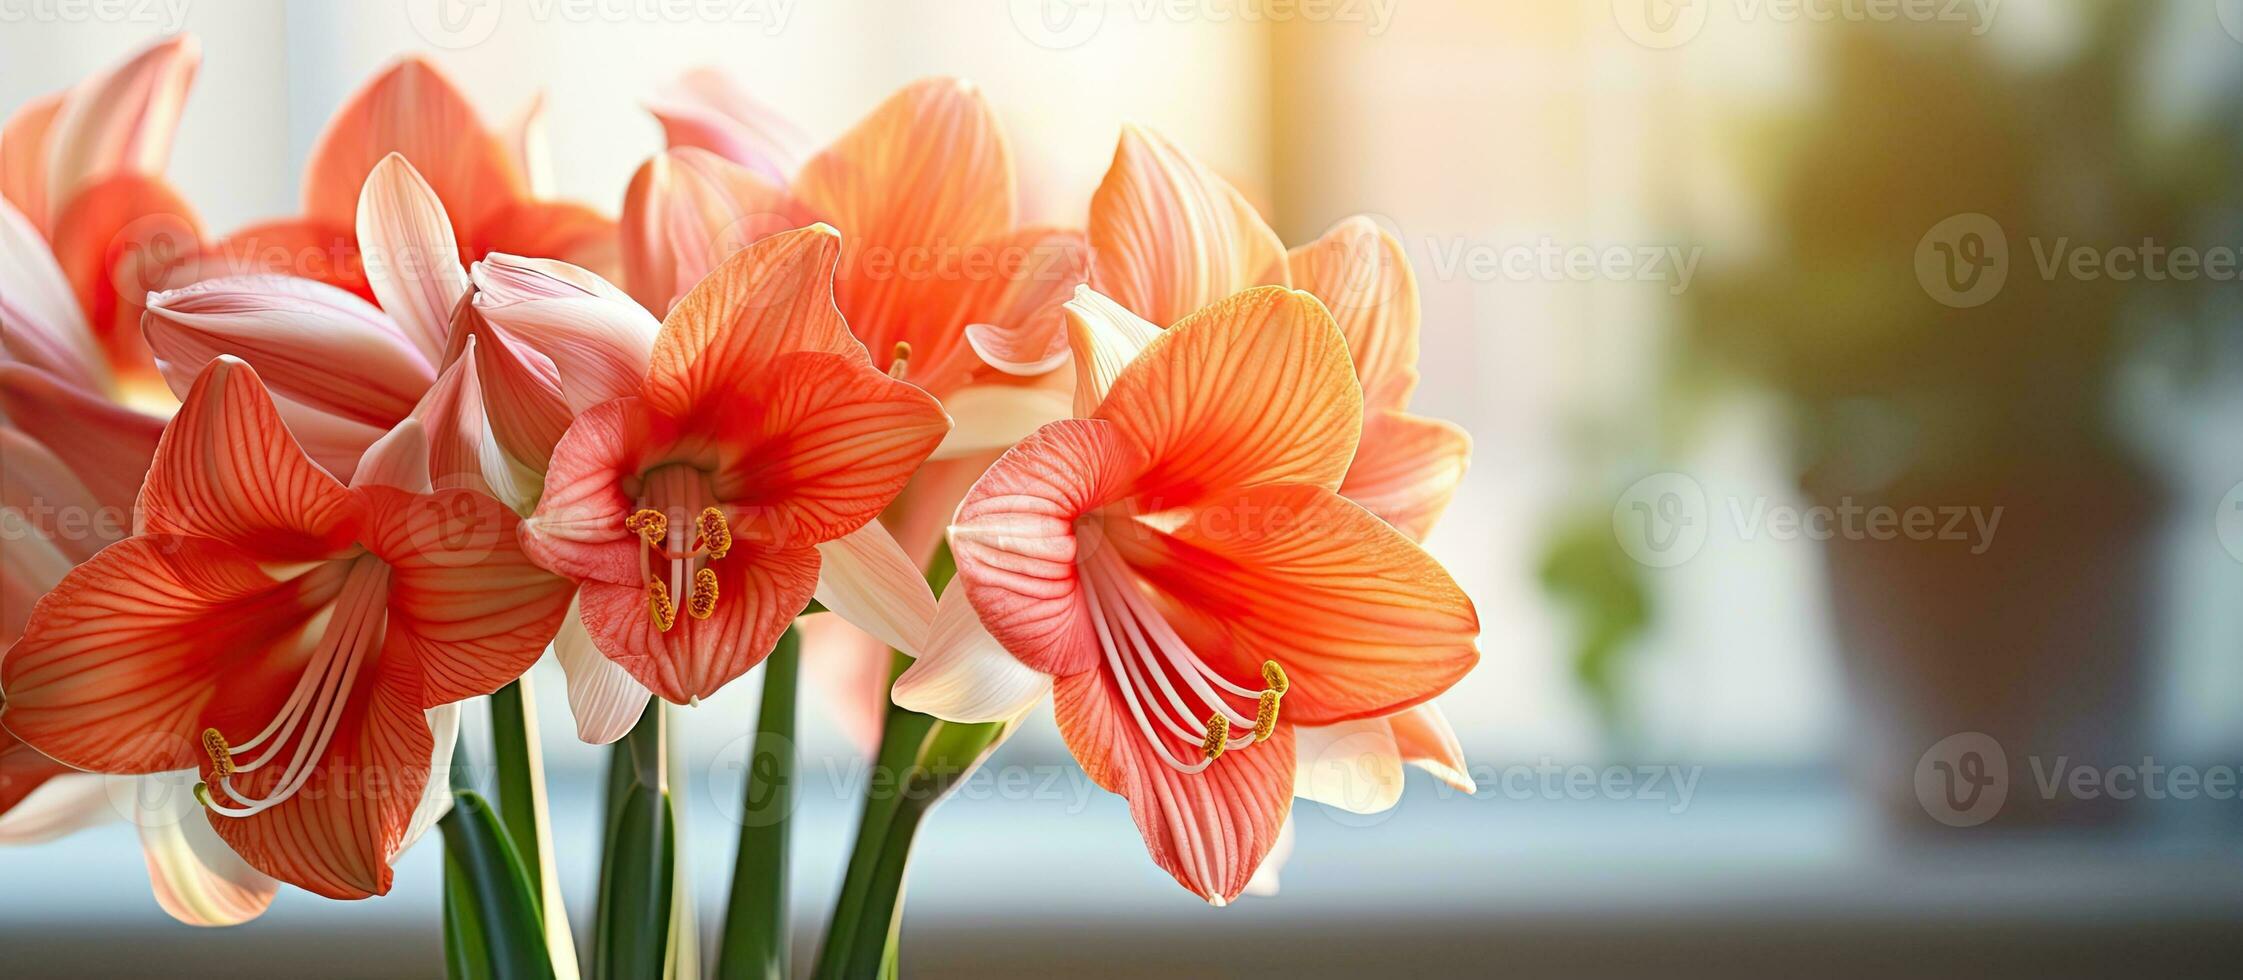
[5, 0, 2243, 976]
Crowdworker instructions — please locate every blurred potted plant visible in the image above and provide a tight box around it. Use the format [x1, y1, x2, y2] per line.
[1550, 6, 2239, 827]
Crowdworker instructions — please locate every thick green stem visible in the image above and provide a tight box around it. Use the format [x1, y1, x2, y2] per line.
[441, 788, 557, 980]
[490, 678, 581, 979]
[717, 625, 800, 980]
[595, 702, 674, 980]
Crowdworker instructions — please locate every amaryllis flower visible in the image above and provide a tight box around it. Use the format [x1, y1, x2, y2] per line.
[625, 75, 1088, 744]
[522, 223, 950, 709]
[1086, 126, 1477, 812]
[2, 34, 204, 401]
[199, 56, 615, 303]
[897, 285, 1479, 903]
[2, 357, 570, 899]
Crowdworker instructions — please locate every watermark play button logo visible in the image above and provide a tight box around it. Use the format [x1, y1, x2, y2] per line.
[1915, 732, 2008, 828]
[1915, 212, 2009, 309]
[1613, 0, 1707, 49]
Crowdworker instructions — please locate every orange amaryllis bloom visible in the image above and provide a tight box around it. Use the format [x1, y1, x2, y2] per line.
[1086, 126, 1478, 815]
[523, 224, 950, 705]
[202, 56, 615, 304]
[897, 286, 1479, 903]
[2, 34, 204, 401]
[1, 358, 571, 899]
[625, 75, 1087, 744]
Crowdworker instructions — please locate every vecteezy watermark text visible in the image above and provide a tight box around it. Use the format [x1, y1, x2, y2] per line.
[1613, 472, 2003, 567]
[1614, 0, 2002, 49]
[1917, 732, 2242, 827]
[0, 0, 189, 31]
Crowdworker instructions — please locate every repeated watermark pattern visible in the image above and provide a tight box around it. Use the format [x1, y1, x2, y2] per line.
[1612, 472, 2002, 567]
[1009, 0, 1398, 50]
[408, 0, 796, 49]
[0, 0, 188, 31]
[1916, 212, 2243, 307]
[1613, 0, 2001, 49]
[1917, 732, 2243, 828]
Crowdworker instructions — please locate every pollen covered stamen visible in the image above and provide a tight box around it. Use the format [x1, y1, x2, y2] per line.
[888, 341, 912, 379]
[1262, 660, 1289, 696]
[625, 509, 669, 549]
[647, 579, 676, 632]
[689, 567, 719, 620]
[1253, 689, 1281, 741]
[202, 727, 235, 779]
[698, 507, 731, 560]
[1201, 714, 1230, 761]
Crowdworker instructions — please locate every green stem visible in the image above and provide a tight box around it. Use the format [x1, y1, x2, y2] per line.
[717, 626, 800, 980]
[595, 702, 674, 980]
[440, 788, 557, 980]
[812, 655, 934, 980]
[491, 677, 582, 980]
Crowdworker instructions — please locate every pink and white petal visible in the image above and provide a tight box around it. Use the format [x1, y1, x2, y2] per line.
[358, 154, 468, 364]
[272, 391, 391, 489]
[144, 274, 433, 428]
[1052, 668, 1294, 905]
[554, 600, 652, 745]
[1062, 285, 1160, 416]
[415, 338, 540, 514]
[0, 197, 104, 389]
[811, 520, 937, 658]
[1, 495, 79, 643]
[1387, 701, 1476, 794]
[44, 35, 199, 210]
[134, 772, 280, 927]
[1088, 125, 1288, 329]
[1292, 718, 1404, 815]
[933, 380, 1071, 460]
[0, 772, 112, 845]
[892, 579, 1052, 724]
[648, 68, 807, 185]
[502, 92, 555, 199]
[1, 423, 113, 567]
[949, 418, 1144, 677]
[933, 225, 1090, 381]
[353, 417, 431, 492]
[0, 363, 162, 515]
[620, 147, 798, 316]
[469, 258, 659, 415]
[394, 703, 461, 856]
[1339, 409, 1470, 542]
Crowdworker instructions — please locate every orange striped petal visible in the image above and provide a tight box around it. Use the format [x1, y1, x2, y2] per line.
[136, 356, 359, 558]
[950, 418, 1144, 677]
[0, 361, 163, 516]
[1053, 667, 1294, 905]
[521, 396, 644, 586]
[793, 78, 1014, 362]
[476, 198, 621, 283]
[358, 154, 468, 364]
[621, 147, 799, 315]
[201, 219, 371, 301]
[144, 274, 435, 429]
[706, 351, 949, 548]
[47, 173, 203, 388]
[302, 57, 523, 236]
[577, 543, 821, 703]
[940, 225, 1090, 385]
[1287, 216, 1420, 410]
[1093, 286, 1361, 504]
[1340, 409, 1470, 542]
[0, 533, 329, 775]
[43, 35, 199, 215]
[643, 223, 863, 419]
[1, 92, 64, 230]
[501, 91, 554, 198]
[206, 665, 434, 899]
[1114, 484, 1479, 726]
[0, 196, 105, 390]
[358, 484, 571, 706]
[1088, 125, 1287, 329]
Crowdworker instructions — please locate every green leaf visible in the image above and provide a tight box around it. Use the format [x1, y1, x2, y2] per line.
[718, 625, 800, 980]
[490, 677, 583, 979]
[440, 790, 556, 980]
[595, 702, 675, 980]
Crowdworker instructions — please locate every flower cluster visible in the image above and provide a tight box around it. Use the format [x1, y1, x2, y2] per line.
[0, 38, 1477, 922]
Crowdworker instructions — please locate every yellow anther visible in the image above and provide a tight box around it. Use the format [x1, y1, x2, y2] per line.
[1253, 689, 1281, 741]
[689, 567, 719, 620]
[646, 579, 676, 632]
[1201, 713, 1230, 761]
[698, 507, 732, 560]
[888, 341, 912, 379]
[201, 727, 235, 779]
[1261, 660, 1288, 696]
[625, 509, 669, 548]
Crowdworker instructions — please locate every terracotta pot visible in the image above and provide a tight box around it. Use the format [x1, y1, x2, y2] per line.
[1816, 456, 2160, 833]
